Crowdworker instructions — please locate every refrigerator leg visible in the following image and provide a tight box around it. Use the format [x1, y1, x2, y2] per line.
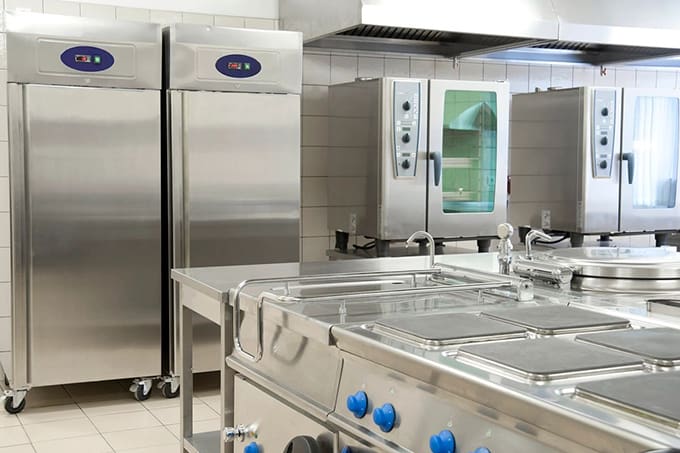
[129, 378, 154, 402]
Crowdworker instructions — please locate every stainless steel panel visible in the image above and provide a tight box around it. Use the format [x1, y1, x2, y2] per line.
[619, 87, 680, 232]
[166, 24, 302, 94]
[19, 84, 161, 385]
[7, 12, 161, 89]
[427, 79, 509, 238]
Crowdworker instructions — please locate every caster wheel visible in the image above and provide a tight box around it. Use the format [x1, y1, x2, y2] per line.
[160, 382, 179, 399]
[4, 396, 26, 414]
[132, 384, 152, 402]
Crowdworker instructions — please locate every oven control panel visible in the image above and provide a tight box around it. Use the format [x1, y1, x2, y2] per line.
[393, 81, 420, 178]
[592, 90, 616, 178]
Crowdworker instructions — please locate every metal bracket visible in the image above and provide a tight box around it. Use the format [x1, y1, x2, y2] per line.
[224, 424, 258, 443]
[157, 375, 180, 393]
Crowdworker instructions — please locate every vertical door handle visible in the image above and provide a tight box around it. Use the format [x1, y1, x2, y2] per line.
[429, 152, 442, 187]
[622, 152, 635, 184]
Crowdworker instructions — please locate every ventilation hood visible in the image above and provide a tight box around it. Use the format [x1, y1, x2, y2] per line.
[280, 0, 680, 66]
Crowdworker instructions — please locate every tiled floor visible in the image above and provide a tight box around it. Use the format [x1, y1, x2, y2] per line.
[0, 373, 221, 453]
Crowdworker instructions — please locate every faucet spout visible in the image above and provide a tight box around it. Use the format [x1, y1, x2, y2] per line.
[525, 229, 552, 260]
[405, 231, 436, 268]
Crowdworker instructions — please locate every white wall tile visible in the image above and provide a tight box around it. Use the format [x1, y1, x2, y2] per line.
[572, 66, 595, 87]
[384, 57, 409, 77]
[483, 62, 506, 82]
[0, 177, 8, 213]
[595, 65, 615, 86]
[5, 0, 41, 12]
[0, 247, 10, 282]
[357, 56, 384, 79]
[0, 70, 6, 106]
[149, 10, 182, 25]
[301, 207, 329, 237]
[302, 177, 328, 207]
[0, 34, 7, 70]
[550, 65, 572, 88]
[301, 85, 328, 116]
[303, 53, 330, 85]
[0, 142, 7, 178]
[330, 55, 358, 84]
[244, 18, 275, 30]
[182, 13, 213, 25]
[301, 147, 327, 177]
[506, 64, 529, 93]
[301, 116, 328, 147]
[81, 3, 116, 19]
[459, 62, 483, 81]
[302, 237, 329, 262]
[409, 58, 435, 79]
[0, 351, 10, 379]
[657, 70, 677, 89]
[528, 64, 551, 92]
[635, 70, 657, 88]
[434, 59, 458, 80]
[43, 0, 80, 15]
[0, 107, 7, 142]
[116, 7, 150, 22]
[0, 213, 8, 248]
[214, 16, 245, 28]
[0, 317, 9, 352]
[615, 68, 636, 88]
[0, 282, 9, 317]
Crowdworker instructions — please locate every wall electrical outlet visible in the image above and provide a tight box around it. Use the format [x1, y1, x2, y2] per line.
[349, 213, 357, 234]
[541, 209, 551, 230]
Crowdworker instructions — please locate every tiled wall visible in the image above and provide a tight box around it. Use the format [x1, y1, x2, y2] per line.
[301, 50, 680, 261]
[0, 0, 277, 380]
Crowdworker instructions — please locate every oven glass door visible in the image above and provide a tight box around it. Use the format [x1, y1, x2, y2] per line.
[427, 80, 508, 238]
[619, 88, 680, 232]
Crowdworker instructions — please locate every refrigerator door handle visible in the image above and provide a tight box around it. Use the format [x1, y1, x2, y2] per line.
[622, 152, 635, 184]
[429, 151, 442, 187]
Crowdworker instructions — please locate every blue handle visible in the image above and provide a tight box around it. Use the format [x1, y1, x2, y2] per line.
[244, 442, 260, 453]
[429, 430, 456, 453]
[430, 151, 442, 186]
[346, 391, 368, 418]
[372, 403, 396, 432]
[622, 152, 635, 184]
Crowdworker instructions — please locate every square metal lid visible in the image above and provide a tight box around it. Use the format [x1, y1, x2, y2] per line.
[480, 305, 630, 334]
[458, 338, 643, 381]
[577, 328, 680, 366]
[374, 312, 525, 346]
[577, 372, 680, 426]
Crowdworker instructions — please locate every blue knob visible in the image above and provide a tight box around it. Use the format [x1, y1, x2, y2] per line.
[429, 430, 456, 453]
[472, 449, 490, 453]
[346, 391, 368, 418]
[372, 403, 396, 432]
[244, 442, 260, 453]
[341, 448, 352, 453]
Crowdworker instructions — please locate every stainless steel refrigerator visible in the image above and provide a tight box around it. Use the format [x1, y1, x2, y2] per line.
[163, 25, 302, 386]
[1, 13, 162, 413]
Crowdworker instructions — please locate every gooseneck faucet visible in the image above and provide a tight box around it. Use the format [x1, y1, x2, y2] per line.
[496, 223, 514, 275]
[525, 229, 552, 260]
[405, 231, 436, 268]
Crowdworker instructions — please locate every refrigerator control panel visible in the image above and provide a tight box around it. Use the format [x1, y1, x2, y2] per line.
[39, 39, 135, 78]
[592, 89, 616, 178]
[393, 81, 420, 178]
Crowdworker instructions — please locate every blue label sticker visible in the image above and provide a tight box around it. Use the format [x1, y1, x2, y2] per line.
[215, 54, 261, 78]
[60, 46, 114, 72]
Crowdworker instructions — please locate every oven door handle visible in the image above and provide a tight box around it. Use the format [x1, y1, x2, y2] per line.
[622, 152, 635, 184]
[429, 151, 442, 186]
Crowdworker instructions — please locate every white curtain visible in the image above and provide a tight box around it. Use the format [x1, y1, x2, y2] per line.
[631, 96, 679, 208]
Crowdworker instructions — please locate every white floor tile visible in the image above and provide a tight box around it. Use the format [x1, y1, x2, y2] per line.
[0, 445, 35, 453]
[0, 426, 29, 447]
[89, 410, 161, 433]
[32, 434, 112, 453]
[23, 418, 98, 443]
[18, 403, 85, 425]
[149, 403, 216, 426]
[115, 445, 177, 453]
[79, 398, 146, 417]
[0, 412, 20, 428]
[102, 426, 176, 451]
[197, 395, 221, 413]
[166, 417, 219, 440]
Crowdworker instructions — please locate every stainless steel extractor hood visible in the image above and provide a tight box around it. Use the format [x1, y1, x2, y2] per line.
[280, 0, 680, 66]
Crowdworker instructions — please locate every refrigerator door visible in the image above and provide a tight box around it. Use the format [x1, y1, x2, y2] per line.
[171, 90, 300, 373]
[427, 80, 509, 238]
[12, 84, 161, 386]
[619, 88, 680, 232]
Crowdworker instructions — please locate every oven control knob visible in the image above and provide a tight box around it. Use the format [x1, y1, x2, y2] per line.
[601, 107, 609, 116]
[401, 160, 411, 170]
[599, 160, 608, 169]
[372, 403, 396, 432]
[346, 391, 368, 418]
[402, 133, 411, 143]
[429, 430, 456, 453]
[403, 101, 411, 111]
[244, 442, 260, 453]
[600, 136, 608, 146]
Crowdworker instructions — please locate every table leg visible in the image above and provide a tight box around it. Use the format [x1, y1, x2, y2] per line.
[221, 301, 235, 453]
[180, 304, 194, 452]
